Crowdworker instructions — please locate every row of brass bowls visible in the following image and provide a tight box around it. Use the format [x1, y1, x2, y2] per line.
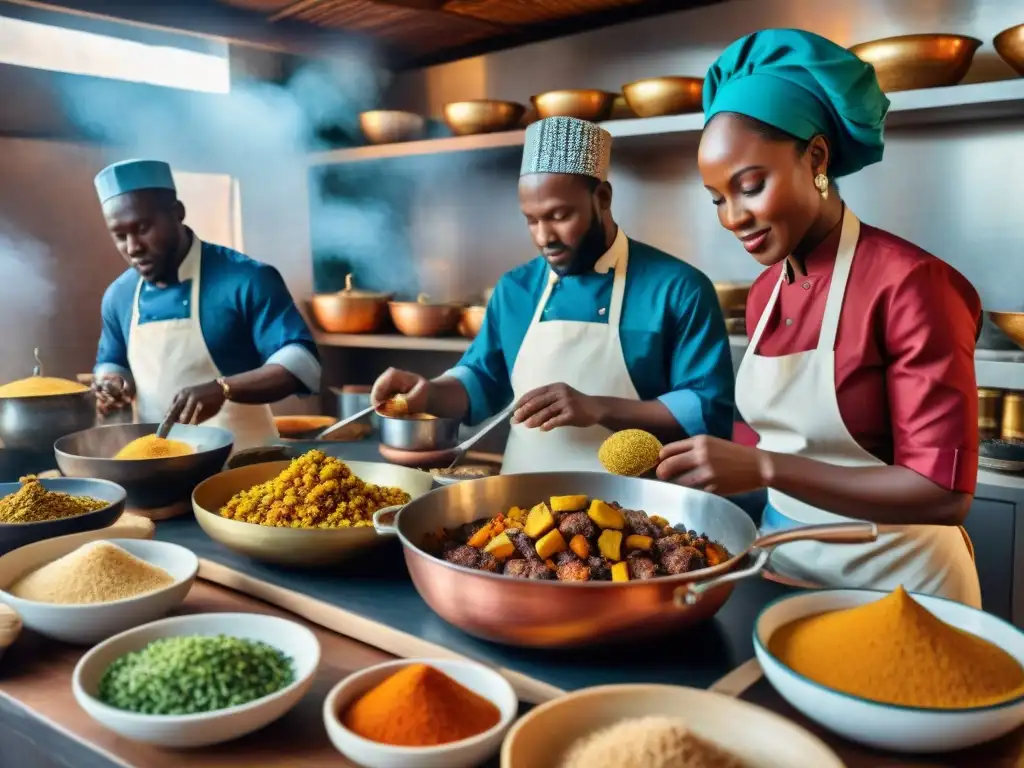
[530, 79, 705, 122]
[996, 24, 1024, 76]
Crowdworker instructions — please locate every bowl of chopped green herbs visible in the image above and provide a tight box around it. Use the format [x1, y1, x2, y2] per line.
[72, 612, 320, 747]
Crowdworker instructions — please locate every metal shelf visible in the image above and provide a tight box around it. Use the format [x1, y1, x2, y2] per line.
[309, 79, 1024, 166]
[312, 331, 471, 353]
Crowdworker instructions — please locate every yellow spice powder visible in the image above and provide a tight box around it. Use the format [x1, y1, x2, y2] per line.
[0, 476, 106, 524]
[0, 376, 88, 398]
[10, 541, 174, 604]
[114, 435, 195, 460]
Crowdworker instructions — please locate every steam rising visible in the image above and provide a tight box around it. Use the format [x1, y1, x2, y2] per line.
[0, 223, 56, 378]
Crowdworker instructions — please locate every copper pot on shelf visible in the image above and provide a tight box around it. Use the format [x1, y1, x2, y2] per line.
[995, 24, 1024, 76]
[848, 34, 982, 92]
[388, 293, 465, 338]
[458, 306, 486, 339]
[978, 388, 1005, 442]
[309, 274, 391, 334]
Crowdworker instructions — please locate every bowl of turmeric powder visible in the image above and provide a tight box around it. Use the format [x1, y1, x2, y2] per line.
[55, 423, 233, 518]
[754, 587, 1024, 753]
[323, 658, 518, 768]
[0, 373, 96, 452]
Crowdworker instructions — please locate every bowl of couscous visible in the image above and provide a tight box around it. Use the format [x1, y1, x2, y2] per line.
[191, 451, 433, 566]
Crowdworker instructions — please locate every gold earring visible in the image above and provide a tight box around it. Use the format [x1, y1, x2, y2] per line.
[814, 173, 829, 200]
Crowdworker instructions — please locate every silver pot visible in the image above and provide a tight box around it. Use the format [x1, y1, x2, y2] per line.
[0, 390, 96, 452]
[379, 414, 460, 451]
[374, 472, 876, 648]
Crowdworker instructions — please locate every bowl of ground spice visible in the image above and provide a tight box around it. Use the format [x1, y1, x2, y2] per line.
[0, 537, 197, 644]
[755, 587, 1024, 753]
[72, 612, 320, 747]
[0, 476, 125, 554]
[323, 658, 518, 768]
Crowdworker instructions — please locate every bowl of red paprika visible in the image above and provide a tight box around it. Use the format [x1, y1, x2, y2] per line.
[322, 657, 518, 768]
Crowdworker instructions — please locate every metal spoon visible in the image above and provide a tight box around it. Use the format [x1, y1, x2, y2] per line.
[445, 402, 516, 469]
[314, 404, 376, 441]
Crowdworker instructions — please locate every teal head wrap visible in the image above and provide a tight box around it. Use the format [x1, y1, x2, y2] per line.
[702, 29, 890, 178]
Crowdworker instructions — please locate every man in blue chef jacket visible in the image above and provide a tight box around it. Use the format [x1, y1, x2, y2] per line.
[373, 117, 735, 473]
[91, 159, 320, 451]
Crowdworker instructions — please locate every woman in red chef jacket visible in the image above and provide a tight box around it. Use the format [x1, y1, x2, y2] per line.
[657, 29, 982, 606]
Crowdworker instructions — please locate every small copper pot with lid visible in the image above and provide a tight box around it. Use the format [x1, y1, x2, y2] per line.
[389, 293, 465, 338]
[310, 274, 391, 334]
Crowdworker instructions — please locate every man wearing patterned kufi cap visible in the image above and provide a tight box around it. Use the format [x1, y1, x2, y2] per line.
[91, 159, 320, 451]
[372, 117, 734, 473]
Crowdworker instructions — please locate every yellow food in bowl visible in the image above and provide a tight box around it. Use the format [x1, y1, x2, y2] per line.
[768, 586, 1024, 709]
[113, 435, 196, 460]
[0, 376, 88, 398]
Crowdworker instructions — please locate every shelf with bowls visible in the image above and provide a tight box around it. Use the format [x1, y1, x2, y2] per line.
[312, 330, 471, 353]
[308, 79, 1024, 167]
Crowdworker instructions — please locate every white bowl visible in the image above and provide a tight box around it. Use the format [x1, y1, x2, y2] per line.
[501, 683, 843, 767]
[0, 538, 197, 644]
[323, 658, 518, 768]
[73, 611, 320, 747]
[755, 589, 1024, 753]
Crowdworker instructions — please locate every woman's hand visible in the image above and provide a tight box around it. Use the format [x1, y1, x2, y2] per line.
[656, 435, 770, 496]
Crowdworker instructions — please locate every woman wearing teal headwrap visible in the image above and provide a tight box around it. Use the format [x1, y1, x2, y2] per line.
[658, 29, 983, 606]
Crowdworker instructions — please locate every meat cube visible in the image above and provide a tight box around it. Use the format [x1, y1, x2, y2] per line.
[503, 559, 555, 580]
[627, 553, 658, 580]
[443, 545, 484, 570]
[623, 509, 658, 538]
[655, 533, 688, 556]
[587, 556, 612, 581]
[476, 551, 499, 572]
[507, 529, 541, 561]
[558, 511, 596, 539]
[553, 550, 578, 567]
[660, 545, 706, 575]
[556, 559, 591, 582]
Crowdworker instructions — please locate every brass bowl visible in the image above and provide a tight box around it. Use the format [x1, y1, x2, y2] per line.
[995, 24, 1024, 77]
[608, 94, 637, 120]
[531, 90, 617, 121]
[848, 34, 982, 92]
[442, 100, 525, 135]
[191, 460, 433, 567]
[458, 305, 486, 339]
[714, 281, 752, 315]
[389, 295, 465, 337]
[988, 311, 1024, 351]
[622, 76, 704, 118]
[359, 110, 426, 145]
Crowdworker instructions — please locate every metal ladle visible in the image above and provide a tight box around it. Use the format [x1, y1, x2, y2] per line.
[443, 401, 516, 470]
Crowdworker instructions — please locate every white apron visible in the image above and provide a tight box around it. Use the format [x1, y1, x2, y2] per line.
[735, 208, 981, 607]
[501, 238, 640, 474]
[126, 238, 278, 453]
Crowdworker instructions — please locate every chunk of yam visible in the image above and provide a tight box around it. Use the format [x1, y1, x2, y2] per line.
[587, 499, 625, 530]
[506, 506, 526, 521]
[625, 534, 653, 551]
[611, 561, 630, 582]
[569, 534, 590, 560]
[597, 529, 623, 561]
[649, 515, 670, 528]
[550, 495, 588, 513]
[466, 521, 496, 548]
[525, 502, 556, 539]
[535, 529, 568, 560]
[705, 541, 730, 567]
[483, 532, 515, 560]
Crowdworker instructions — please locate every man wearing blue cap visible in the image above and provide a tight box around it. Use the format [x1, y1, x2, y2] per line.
[371, 117, 735, 473]
[92, 159, 320, 450]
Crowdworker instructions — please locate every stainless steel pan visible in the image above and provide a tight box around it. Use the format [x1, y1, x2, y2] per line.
[373, 472, 877, 648]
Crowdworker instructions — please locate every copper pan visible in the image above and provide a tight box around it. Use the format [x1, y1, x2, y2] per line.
[372, 472, 877, 648]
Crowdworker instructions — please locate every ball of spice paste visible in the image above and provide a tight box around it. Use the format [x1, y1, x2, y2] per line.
[598, 429, 663, 477]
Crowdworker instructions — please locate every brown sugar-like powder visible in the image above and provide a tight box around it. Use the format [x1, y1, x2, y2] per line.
[9, 541, 174, 604]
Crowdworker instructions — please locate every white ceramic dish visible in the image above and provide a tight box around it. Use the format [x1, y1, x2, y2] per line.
[501, 683, 843, 767]
[73, 611, 320, 747]
[0, 537, 197, 645]
[755, 589, 1024, 753]
[323, 658, 518, 768]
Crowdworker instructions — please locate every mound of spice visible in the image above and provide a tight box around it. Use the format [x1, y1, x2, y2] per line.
[769, 586, 1024, 709]
[114, 435, 195, 460]
[0, 476, 106, 524]
[9, 541, 174, 604]
[0, 376, 88, 398]
[561, 716, 744, 768]
[219, 450, 410, 529]
[98, 635, 294, 714]
[342, 663, 500, 747]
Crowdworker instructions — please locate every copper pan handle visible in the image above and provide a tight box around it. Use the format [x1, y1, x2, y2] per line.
[372, 507, 400, 536]
[674, 521, 880, 607]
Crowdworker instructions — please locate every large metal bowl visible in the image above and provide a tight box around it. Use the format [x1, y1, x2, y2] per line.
[0, 477, 125, 555]
[375, 472, 759, 648]
[192, 460, 433, 567]
[0, 390, 96, 452]
[359, 110, 426, 145]
[443, 100, 526, 135]
[54, 423, 233, 518]
[379, 414, 460, 452]
[531, 90, 617, 121]
[848, 34, 982, 92]
[995, 24, 1024, 76]
[622, 76, 704, 117]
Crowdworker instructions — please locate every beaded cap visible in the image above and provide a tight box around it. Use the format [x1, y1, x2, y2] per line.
[520, 116, 612, 181]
